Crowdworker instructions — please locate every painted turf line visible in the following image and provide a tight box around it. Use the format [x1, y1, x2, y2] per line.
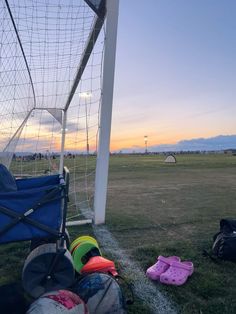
[92, 224, 177, 314]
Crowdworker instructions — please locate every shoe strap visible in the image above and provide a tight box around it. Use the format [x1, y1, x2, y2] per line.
[158, 256, 172, 265]
[170, 261, 193, 271]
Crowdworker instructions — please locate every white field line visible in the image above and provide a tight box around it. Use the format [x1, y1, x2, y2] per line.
[92, 224, 178, 314]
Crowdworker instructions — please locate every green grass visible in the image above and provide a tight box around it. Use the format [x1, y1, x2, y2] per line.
[2, 153, 236, 313]
[104, 153, 236, 313]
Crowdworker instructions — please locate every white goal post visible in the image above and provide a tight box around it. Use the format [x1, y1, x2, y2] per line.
[94, 0, 120, 224]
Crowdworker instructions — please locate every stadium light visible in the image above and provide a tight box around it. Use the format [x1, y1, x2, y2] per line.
[144, 135, 148, 154]
[79, 92, 92, 155]
[79, 92, 92, 99]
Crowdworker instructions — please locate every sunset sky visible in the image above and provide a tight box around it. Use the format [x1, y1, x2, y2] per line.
[1, 0, 236, 155]
[110, 0, 236, 152]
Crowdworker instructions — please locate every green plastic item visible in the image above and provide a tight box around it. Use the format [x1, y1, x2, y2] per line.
[70, 235, 98, 253]
[72, 241, 101, 273]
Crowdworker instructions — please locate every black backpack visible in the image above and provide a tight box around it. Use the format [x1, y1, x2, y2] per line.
[212, 219, 236, 262]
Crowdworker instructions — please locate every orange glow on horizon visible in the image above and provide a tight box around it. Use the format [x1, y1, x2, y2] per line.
[3, 115, 231, 153]
[7, 130, 226, 152]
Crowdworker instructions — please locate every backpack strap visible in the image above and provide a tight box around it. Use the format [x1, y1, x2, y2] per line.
[113, 274, 134, 305]
[202, 249, 219, 263]
[213, 231, 221, 242]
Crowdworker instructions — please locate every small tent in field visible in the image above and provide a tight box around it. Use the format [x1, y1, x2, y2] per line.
[164, 154, 176, 163]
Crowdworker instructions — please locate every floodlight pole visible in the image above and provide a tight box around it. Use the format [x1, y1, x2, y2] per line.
[59, 110, 67, 175]
[94, 0, 119, 224]
[144, 135, 148, 154]
[85, 99, 90, 155]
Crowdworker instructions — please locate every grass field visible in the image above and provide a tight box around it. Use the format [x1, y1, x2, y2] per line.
[105, 153, 236, 314]
[1, 153, 236, 313]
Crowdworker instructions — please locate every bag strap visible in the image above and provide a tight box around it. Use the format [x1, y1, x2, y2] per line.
[213, 231, 221, 242]
[202, 249, 219, 263]
[112, 274, 134, 306]
[75, 272, 134, 306]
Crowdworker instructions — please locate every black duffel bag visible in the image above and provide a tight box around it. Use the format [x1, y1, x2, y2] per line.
[212, 219, 236, 262]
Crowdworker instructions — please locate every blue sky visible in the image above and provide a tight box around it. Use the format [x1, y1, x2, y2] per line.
[111, 0, 236, 151]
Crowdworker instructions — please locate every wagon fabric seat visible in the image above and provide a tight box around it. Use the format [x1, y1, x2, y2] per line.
[0, 174, 66, 244]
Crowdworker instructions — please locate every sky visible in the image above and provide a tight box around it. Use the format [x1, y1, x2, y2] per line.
[110, 0, 236, 152]
[1, 0, 236, 155]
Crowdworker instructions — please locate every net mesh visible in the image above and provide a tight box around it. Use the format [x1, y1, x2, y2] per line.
[0, 0, 105, 220]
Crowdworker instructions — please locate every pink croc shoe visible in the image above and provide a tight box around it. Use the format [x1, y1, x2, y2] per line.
[146, 256, 181, 280]
[160, 261, 194, 286]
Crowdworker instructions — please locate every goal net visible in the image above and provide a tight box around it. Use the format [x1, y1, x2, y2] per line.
[0, 0, 109, 223]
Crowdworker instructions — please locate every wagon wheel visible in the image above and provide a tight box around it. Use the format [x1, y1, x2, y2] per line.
[22, 243, 74, 298]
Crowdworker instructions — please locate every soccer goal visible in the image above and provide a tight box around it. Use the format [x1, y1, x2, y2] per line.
[0, 0, 119, 225]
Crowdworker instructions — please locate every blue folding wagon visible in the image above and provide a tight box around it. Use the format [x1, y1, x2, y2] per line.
[0, 165, 74, 298]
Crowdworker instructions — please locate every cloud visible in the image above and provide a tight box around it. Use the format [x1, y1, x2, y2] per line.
[29, 114, 80, 134]
[150, 135, 236, 152]
[114, 135, 236, 153]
